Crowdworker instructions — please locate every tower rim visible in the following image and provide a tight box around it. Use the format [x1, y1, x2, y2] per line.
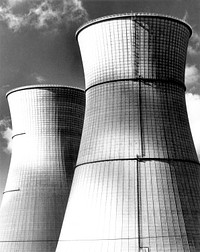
[76, 12, 192, 39]
[6, 84, 85, 98]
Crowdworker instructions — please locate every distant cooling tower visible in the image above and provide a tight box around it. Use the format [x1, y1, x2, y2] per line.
[57, 14, 200, 251]
[0, 85, 85, 252]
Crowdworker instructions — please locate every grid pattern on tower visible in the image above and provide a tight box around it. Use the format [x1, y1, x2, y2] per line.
[56, 14, 200, 252]
[0, 86, 85, 252]
[77, 81, 198, 165]
[78, 16, 190, 90]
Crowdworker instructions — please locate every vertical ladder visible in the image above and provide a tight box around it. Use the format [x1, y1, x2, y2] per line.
[135, 21, 140, 78]
[133, 15, 150, 252]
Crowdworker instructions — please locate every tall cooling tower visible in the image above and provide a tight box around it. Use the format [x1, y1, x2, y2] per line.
[0, 85, 85, 252]
[56, 14, 200, 251]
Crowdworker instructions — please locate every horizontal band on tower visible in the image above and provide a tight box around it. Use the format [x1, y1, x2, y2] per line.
[3, 189, 20, 194]
[0, 239, 60, 242]
[85, 78, 186, 92]
[76, 157, 200, 169]
[12, 133, 26, 139]
[57, 233, 192, 242]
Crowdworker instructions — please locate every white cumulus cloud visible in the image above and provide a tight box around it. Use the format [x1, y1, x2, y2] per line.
[0, 5, 24, 31]
[36, 75, 46, 83]
[31, 73, 47, 83]
[0, 0, 88, 32]
[186, 93, 200, 160]
[7, 0, 26, 7]
[0, 118, 12, 154]
[182, 10, 189, 22]
[185, 64, 200, 92]
[188, 31, 200, 56]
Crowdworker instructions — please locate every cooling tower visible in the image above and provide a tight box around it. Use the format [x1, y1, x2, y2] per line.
[0, 85, 85, 252]
[56, 14, 200, 251]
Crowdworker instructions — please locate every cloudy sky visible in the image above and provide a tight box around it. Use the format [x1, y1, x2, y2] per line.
[0, 0, 200, 202]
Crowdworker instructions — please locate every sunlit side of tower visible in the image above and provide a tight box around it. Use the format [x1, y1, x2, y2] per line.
[56, 14, 200, 252]
[0, 85, 85, 252]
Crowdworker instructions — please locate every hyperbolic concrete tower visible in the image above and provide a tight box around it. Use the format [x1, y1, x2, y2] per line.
[56, 14, 200, 251]
[0, 85, 85, 252]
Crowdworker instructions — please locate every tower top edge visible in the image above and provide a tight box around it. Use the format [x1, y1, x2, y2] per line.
[76, 12, 192, 38]
[6, 84, 85, 98]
